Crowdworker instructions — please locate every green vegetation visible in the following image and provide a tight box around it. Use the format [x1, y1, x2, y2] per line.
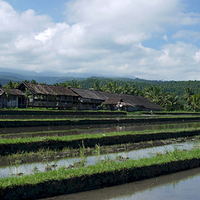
[3, 77, 200, 111]
[1, 126, 200, 145]
[1, 147, 200, 188]
[3, 136, 195, 166]
[57, 77, 200, 111]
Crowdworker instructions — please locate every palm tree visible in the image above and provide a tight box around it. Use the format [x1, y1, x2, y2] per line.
[190, 93, 200, 112]
[164, 93, 183, 111]
[93, 80, 101, 91]
[144, 86, 163, 105]
[183, 87, 194, 106]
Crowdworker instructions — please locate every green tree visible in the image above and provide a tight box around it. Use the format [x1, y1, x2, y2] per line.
[93, 80, 101, 91]
[190, 93, 200, 112]
[30, 80, 38, 84]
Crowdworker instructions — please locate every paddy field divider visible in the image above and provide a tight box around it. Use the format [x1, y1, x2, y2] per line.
[1, 127, 200, 155]
[0, 116, 200, 128]
[1, 148, 200, 199]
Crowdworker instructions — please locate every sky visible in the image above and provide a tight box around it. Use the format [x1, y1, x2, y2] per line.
[1, 0, 200, 80]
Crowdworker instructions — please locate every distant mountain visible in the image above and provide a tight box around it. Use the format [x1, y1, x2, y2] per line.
[0, 73, 85, 86]
[0, 68, 136, 85]
[2, 69, 200, 98]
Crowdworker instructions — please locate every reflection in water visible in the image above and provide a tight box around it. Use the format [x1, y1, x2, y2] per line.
[40, 168, 200, 200]
[2, 122, 200, 139]
[1, 140, 199, 178]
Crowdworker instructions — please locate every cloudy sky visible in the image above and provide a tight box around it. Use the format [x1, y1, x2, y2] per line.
[1, 0, 200, 80]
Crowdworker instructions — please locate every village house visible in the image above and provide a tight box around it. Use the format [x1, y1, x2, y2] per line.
[0, 88, 25, 108]
[70, 87, 106, 110]
[0, 82, 162, 111]
[18, 82, 78, 109]
[71, 87, 163, 111]
[101, 94, 163, 111]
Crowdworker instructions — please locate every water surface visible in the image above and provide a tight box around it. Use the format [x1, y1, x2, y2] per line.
[1, 140, 199, 178]
[40, 167, 200, 200]
[2, 121, 200, 139]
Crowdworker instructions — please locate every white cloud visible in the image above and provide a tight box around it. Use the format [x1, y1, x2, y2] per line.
[0, 0, 200, 80]
[194, 51, 200, 63]
[173, 30, 200, 41]
[178, 12, 200, 25]
[163, 34, 168, 41]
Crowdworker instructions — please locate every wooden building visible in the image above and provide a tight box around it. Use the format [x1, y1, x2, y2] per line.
[70, 88, 105, 110]
[0, 88, 25, 108]
[18, 82, 78, 109]
[71, 88, 163, 111]
[7, 82, 164, 111]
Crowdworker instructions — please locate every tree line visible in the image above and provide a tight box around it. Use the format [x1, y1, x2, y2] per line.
[3, 78, 200, 112]
[57, 79, 200, 112]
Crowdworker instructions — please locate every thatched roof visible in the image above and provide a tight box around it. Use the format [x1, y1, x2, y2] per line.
[16, 83, 162, 110]
[0, 88, 25, 96]
[0, 88, 4, 96]
[71, 88, 120, 100]
[120, 94, 163, 110]
[71, 88, 105, 100]
[104, 97, 122, 105]
[19, 82, 78, 96]
[71, 87, 163, 110]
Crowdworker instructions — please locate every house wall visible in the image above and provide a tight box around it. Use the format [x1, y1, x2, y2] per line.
[77, 102, 101, 110]
[7, 96, 18, 108]
[105, 104, 117, 111]
[27, 99, 73, 109]
[126, 106, 139, 112]
[0, 97, 6, 108]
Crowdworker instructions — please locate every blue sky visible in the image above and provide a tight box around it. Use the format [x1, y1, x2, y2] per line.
[1, 0, 200, 80]
[5, 0, 68, 22]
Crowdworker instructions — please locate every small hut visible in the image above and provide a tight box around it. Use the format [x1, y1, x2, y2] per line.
[0, 88, 25, 108]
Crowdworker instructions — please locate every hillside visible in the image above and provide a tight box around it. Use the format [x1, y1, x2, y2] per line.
[62, 77, 200, 97]
[1, 71, 200, 98]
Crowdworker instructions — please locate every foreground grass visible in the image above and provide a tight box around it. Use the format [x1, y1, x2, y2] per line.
[1, 147, 200, 189]
[1, 126, 200, 145]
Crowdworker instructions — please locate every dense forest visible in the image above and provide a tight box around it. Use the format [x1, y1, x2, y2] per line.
[57, 77, 200, 97]
[3, 77, 200, 112]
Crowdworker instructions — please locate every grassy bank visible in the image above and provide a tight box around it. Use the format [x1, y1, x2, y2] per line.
[0, 115, 200, 128]
[1, 127, 200, 155]
[1, 148, 200, 199]
[0, 109, 127, 116]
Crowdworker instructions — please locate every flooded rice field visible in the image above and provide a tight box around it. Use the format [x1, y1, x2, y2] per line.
[1, 139, 200, 178]
[1, 120, 200, 199]
[2, 121, 200, 139]
[41, 167, 200, 200]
